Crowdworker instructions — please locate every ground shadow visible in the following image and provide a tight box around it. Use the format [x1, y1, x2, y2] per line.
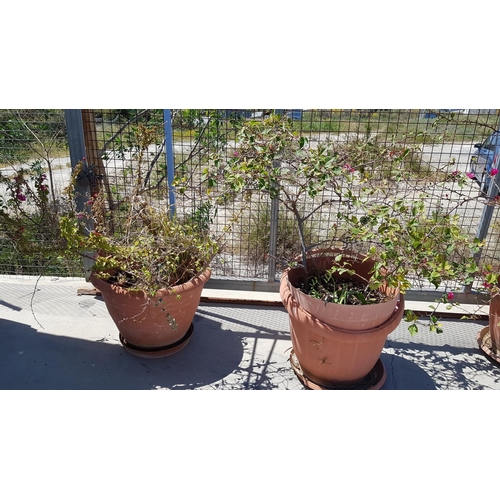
[194, 304, 301, 390]
[383, 338, 500, 389]
[0, 315, 247, 389]
[5, 299, 495, 390]
[0, 299, 22, 312]
[380, 351, 437, 389]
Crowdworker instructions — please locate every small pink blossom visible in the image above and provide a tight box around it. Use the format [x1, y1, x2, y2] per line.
[16, 193, 26, 201]
[233, 151, 239, 157]
[451, 170, 459, 177]
[490, 168, 499, 176]
[447, 292, 454, 301]
[466, 172, 475, 179]
[343, 163, 355, 173]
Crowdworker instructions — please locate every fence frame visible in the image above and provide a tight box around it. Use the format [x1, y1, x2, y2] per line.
[2, 108, 498, 296]
[61, 109, 500, 292]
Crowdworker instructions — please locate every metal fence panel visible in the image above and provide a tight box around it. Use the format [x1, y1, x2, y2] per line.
[2, 109, 500, 290]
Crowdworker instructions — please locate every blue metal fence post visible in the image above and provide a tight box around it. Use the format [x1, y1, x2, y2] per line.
[465, 116, 500, 293]
[65, 110, 87, 212]
[64, 109, 95, 279]
[163, 109, 176, 216]
[476, 153, 500, 243]
[267, 109, 284, 282]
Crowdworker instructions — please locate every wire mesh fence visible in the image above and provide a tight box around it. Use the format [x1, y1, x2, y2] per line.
[2, 109, 500, 289]
[0, 109, 82, 276]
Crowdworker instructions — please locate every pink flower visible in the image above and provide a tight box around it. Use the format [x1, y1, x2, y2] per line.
[490, 168, 499, 177]
[466, 172, 475, 179]
[343, 163, 355, 173]
[451, 170, 459, 177]
[447, 292, 454, 301]
[233, 151, 239, 157]
[16, 193, 26, 201]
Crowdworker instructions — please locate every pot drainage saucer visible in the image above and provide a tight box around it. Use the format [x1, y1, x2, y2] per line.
[290, 350, 386, 390]
[119, 323, 194, 359]
[477, 326, 500, 365]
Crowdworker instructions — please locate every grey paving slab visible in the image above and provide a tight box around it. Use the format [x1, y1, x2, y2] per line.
[1, 276, 500, 390]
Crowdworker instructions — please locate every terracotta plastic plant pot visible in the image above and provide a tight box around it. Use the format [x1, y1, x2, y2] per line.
[90, 268, 211, 358]
[287, 249, 399, 330]
[489, 293, 500, 353]
[477, 292, 500, 363]
[280, 250, 404, 387]
[280, 273, 404, 386]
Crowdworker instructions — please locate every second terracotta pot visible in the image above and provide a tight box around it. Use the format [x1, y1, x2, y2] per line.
[280, 250, 404, 387]
[281, 273, 404, 386]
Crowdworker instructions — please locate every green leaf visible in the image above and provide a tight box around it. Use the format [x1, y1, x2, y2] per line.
[408, 324, 418, 336]
[404, 310, 418, 323]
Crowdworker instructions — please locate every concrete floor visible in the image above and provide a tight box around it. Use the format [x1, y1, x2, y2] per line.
[1, 275, 500, 390]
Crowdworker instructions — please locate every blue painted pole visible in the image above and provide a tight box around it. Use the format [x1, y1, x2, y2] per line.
[267, 109, 283, 282]
[163, 109, 176, 216]
[64, 109, 96, 280]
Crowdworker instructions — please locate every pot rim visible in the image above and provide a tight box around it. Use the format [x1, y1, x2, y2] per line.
[90, 267, 212, 297]
[284, 248, 399, 304]
[280, 273, 405, 336]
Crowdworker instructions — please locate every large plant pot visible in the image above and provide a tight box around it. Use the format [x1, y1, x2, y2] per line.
[90, 268, 211, 358]
[477, 292, 500, 364]
[280, 250, 404, 388]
